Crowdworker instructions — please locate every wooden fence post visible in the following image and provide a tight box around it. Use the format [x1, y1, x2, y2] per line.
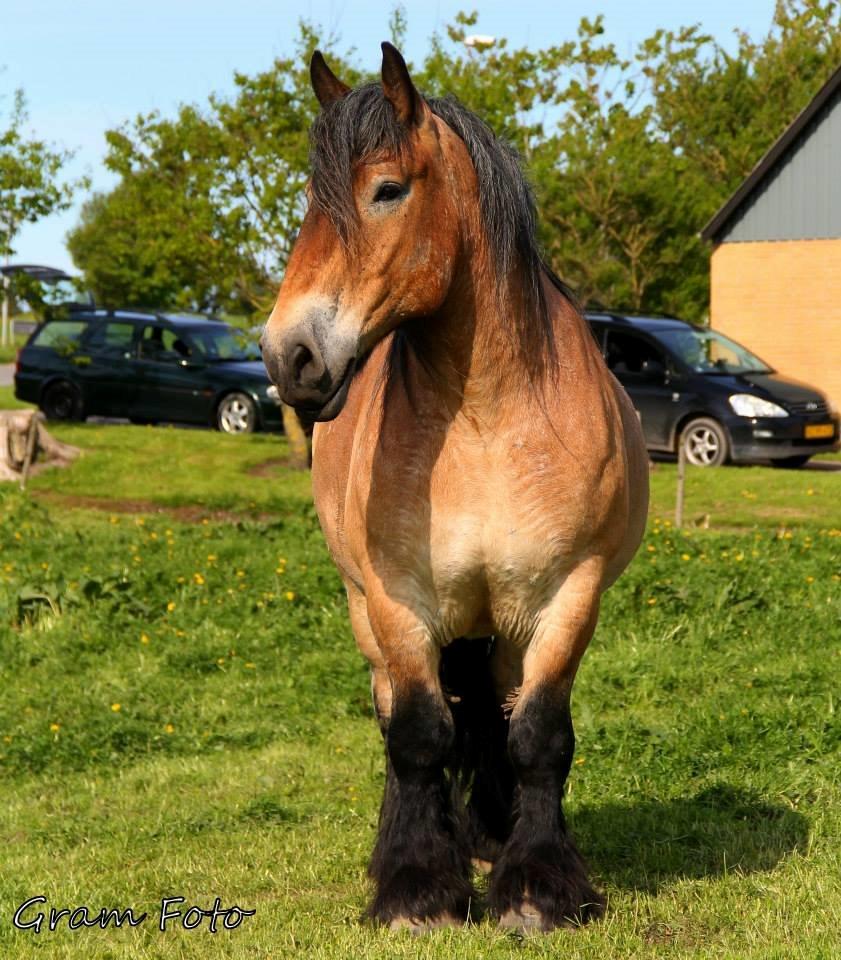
[675, 439, 686, 529]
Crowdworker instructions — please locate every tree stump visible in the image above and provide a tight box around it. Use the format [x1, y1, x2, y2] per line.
[0, 410, 80, 485]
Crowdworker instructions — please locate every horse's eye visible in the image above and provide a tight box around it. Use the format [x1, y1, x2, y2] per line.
[373, 182, 405, 204]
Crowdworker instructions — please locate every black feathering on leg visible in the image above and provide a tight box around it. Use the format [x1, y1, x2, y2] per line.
[488, 688, 604, 929]
[366, 688, 474, 926]
[441, 637, 516, 864]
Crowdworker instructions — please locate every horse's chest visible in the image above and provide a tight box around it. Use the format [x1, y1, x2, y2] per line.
[359, 448, 580, 640]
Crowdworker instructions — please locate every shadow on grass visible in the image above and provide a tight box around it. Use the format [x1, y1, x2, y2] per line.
[571, 783, 808, 893]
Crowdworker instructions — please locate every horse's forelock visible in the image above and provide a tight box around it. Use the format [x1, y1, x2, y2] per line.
[309, 84, 410, 244]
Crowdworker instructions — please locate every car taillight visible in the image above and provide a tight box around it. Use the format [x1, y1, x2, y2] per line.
[14, 349, 22, 375]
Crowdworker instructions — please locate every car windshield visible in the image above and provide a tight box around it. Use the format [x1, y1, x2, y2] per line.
[654, 328, 772, 375]
[186, 326, 261, 362]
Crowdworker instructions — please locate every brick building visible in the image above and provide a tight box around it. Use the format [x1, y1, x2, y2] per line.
[702, 64, 841, 407]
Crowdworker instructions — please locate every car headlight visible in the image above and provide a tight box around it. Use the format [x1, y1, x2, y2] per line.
[266, 384, 280, 402]
[728, 394, 788, 418]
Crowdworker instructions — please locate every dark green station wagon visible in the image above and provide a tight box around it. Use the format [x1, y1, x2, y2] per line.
[14, 310, 282, 434]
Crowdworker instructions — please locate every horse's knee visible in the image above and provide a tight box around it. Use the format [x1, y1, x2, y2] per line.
[386, 687, 454, 778]
[508, 689, 574, 787]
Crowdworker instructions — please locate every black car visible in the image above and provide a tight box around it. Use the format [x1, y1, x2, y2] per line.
[14, 309, 282, 434]
[586, 312, 840, 467]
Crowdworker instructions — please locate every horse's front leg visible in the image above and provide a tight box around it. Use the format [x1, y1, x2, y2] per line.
[352, 591, 473, 930]
[489, 580, 605, 931]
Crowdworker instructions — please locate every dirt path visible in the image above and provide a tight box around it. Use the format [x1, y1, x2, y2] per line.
[32, 490, 280, 524]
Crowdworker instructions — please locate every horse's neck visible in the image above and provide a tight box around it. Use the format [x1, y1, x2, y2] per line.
[403, 266, 567, 420]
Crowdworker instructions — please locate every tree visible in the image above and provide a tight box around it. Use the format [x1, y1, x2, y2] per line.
[1, 87, 80, 343]
[67, 25, 362, 314]
[67, 2, 841, 322]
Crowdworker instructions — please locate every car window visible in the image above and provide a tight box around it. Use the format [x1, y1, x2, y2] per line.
[605, 331, 665, 377]
[139, 325, 191, 363]
[85, 322, 136, 358]
[653, 327, 772, 375]
[31, 320, 87, 354]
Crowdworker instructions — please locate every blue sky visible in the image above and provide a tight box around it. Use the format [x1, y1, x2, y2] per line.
[5, 0, 777, 273]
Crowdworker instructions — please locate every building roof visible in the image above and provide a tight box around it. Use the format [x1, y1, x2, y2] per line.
[701, 62, 841, 242]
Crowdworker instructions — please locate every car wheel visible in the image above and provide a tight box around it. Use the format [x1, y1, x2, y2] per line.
[41, 380, 84, 422]
[216, 392, 257, 434]
[771, 455, 811, 469]
[680, 417, 728, 467]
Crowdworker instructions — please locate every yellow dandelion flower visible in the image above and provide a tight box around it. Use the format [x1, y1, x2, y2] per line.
[164, 723, 174, 734]
[50, 723, 60, 732]
[167, 601, 176, 612]
[217, 657, 225, 666]
[806, 576, 814, 584]
[285, 591, 296, 601]
[574, 757, 586, 766]
[207, 554, 217, 562]
[111, 703, 121, 712]
[140, 633, 150, 644]
[236, 570, 246, 579]
[245, 662, 256, 669]
[193, 572, 205, 585]
[646, 598, 657, 606]
[681, 553, 691, 561]
[646, 545, 656, 552]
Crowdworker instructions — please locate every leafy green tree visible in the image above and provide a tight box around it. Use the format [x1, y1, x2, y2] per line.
[1, 87, 81, 344]
[67, 2, 841, 322]
[0, 89, 79, 258]
[68, 25, 361, 314]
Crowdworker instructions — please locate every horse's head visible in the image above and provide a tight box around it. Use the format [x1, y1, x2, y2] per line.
[262, 44, 465, 420]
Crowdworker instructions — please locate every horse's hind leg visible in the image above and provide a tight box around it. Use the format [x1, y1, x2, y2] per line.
[441, 637, 517, 869]
[355, 595, 473, 930]
[488, 584, 604, 931]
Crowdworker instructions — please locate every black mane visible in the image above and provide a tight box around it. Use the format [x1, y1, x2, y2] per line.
[309, 83, 568, 371]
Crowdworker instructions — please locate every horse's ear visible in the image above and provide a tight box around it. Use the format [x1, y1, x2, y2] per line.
[310, 50, 351, 108]
[380, 41, 422, 126]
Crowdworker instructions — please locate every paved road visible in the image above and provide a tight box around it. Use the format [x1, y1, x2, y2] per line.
[0, 364, 13, 387]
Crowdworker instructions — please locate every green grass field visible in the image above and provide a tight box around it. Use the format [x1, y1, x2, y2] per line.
[0, 407, 839, 958]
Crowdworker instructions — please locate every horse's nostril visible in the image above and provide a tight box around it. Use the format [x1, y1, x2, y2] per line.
[292, 343, 314, 383]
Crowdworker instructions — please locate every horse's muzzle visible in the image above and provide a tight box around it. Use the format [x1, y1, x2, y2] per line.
[261, 321, 357, 422]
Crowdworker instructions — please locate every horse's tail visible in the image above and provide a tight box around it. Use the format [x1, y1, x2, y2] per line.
[440, 637, 515, 864]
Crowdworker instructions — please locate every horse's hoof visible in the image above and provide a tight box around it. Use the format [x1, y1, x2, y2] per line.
[388, 912, 462, 933]
[498, 901, 545, 933]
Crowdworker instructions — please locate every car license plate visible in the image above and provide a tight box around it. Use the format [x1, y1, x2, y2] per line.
[805, 423, 834, 439]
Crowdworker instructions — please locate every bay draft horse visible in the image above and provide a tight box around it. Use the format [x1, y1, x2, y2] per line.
[262, 43, 649, 932]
